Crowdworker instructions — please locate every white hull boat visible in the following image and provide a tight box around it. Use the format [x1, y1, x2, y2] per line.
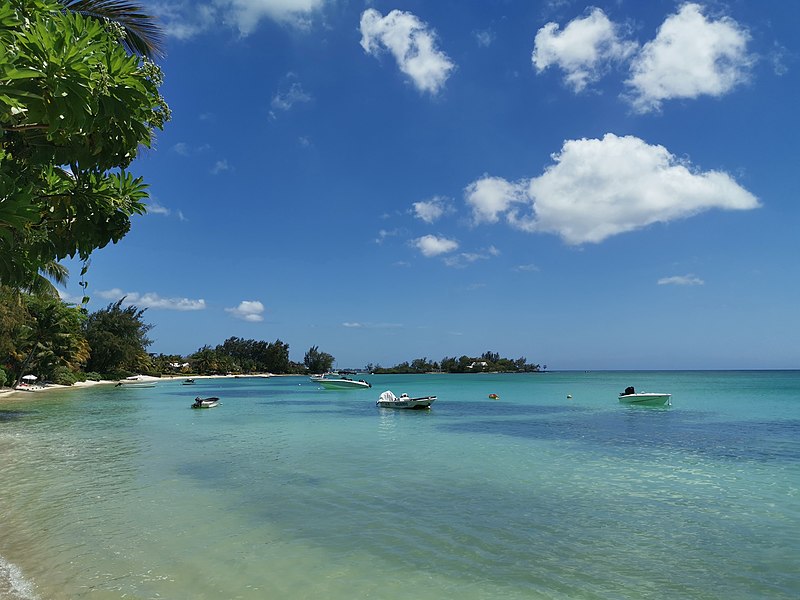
[618, 392, 671, 406]
[116, 375, 159, 388]
[377, 390, 436, 409]
[318, 378, 371, 389]
[191, 397, 220, 409]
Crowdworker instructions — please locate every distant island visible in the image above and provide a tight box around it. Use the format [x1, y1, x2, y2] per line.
[366, 352, 543, 374]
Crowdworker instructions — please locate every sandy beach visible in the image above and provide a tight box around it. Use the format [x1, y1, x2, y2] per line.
[0, 373, 274, 402]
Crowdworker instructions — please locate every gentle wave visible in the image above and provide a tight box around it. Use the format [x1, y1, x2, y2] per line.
[0, 556, 38, 600]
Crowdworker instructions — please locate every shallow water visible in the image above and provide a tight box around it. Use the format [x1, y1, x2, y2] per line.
[1, 372, 798, 599]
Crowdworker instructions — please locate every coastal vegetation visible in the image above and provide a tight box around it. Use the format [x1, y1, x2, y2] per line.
[367, 351, 542, 374]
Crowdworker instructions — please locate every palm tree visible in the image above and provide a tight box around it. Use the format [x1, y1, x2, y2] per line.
[59, 0, 165, 59]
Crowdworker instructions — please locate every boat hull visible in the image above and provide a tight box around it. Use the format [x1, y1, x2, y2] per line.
[377, 396, 436, 409]
[192, 397, 220, 409]
[618, 393, 671, 406]
[318, 379, 371, 389]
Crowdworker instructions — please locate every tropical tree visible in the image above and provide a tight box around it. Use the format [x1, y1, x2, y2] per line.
[58, 0, 165, 59]
[304, 346, 334, 374]
[11, 293, 89, 385]
[0, 0, 170, 289]
[83, 298, 153, 375]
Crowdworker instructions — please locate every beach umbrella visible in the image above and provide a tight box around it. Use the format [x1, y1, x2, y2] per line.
[21, 374, 38, 381]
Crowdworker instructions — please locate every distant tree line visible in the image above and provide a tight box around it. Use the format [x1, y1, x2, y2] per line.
[1, 291, 340, 385]
[367, 351, 542, 374]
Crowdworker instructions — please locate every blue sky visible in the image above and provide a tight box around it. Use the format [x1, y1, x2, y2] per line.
[62, 0, 799, 370]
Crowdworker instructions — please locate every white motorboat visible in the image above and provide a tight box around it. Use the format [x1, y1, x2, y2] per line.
[116, 375, 159, 388]
[377, 390, 436, 409]
[191, 397, 220, 409]
[318, 377, 371, 389]
[618, 386, 671, 406]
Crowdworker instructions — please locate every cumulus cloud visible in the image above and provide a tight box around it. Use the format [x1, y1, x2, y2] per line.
[98, 289, 206, 311]
[466, 133, 759, 245]
[532, 7, 637, 92]
[360, 9, 455, 95]
[412, 196, 451, 223]
[413, 234, 459, 257]
[626, 3, 753, 112]
[225, 300, 265, 322]
[658, 274, 705, 286]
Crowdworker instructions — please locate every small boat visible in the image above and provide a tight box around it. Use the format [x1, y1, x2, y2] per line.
[191, 396, 220, 409]
[116, 375, 158, 388]
[182, 379, 195, 385]
[377, 390, 436, 409]
[318, 377, 371, 389]
[618, 386, 671, 406]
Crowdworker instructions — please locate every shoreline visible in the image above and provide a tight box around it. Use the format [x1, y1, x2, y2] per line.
[0, 373, 276, 403]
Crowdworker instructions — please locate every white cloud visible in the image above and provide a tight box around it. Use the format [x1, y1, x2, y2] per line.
[98, 289, 206, 311]
[211, 159, 230, 175]
[149, 0, 325, 38]
[412, 197, 450, 223]
[413, 234, 459, 257]
[225, 300, 265, 322]
[360, 9, 455, 95]
[271, 80, 312, 114]
[532, 7, 637, 92]
[475, 29, 495, 48]
[465, 176, 528, 225]
[658, 274, 704, 286]
[147, 202, 171, 216]
[514, 264, 540, 272]
[342, 322, 402, 329]
[626, 3, 753, 113]
[443, 246, 500, 268]
[466, 133, 760, 245]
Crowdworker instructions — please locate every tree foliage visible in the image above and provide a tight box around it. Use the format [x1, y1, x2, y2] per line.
[373, 351, 540, 374]
[0, 286, 89, 384]
[304, 345, 334, 374]
[0, 0, 170, 288]
[83, 298, 153, 375]
[187, 337, 293, 375]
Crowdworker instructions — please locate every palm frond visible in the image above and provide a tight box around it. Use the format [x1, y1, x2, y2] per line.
[59, 0, 165, 59]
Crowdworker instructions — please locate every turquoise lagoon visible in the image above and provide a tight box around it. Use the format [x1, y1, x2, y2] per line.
[0, 371, 798, 599]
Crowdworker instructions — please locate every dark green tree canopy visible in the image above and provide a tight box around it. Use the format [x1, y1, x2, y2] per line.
[304, 345, 334, 374]
[84, 298, 153, 374]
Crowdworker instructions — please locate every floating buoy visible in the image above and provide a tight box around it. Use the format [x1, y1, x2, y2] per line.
[488, 393, 499, 400]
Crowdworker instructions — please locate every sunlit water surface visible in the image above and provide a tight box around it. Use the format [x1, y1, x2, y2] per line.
[1, 371, 798, 599]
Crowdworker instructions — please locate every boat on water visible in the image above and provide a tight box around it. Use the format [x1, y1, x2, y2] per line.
[310, 372, 338, 382]
[114, 375, 158, 389]
[182, 379, 195, 385]
[116, 375, 158, 388]
[191, 397, 220, 409]
[318, 377, 371, 389]
[618, 386, 671, 406]
[377, 390, 436, 409]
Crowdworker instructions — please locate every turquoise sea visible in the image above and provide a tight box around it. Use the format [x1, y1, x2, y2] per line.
[1, 371, 798, 599]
